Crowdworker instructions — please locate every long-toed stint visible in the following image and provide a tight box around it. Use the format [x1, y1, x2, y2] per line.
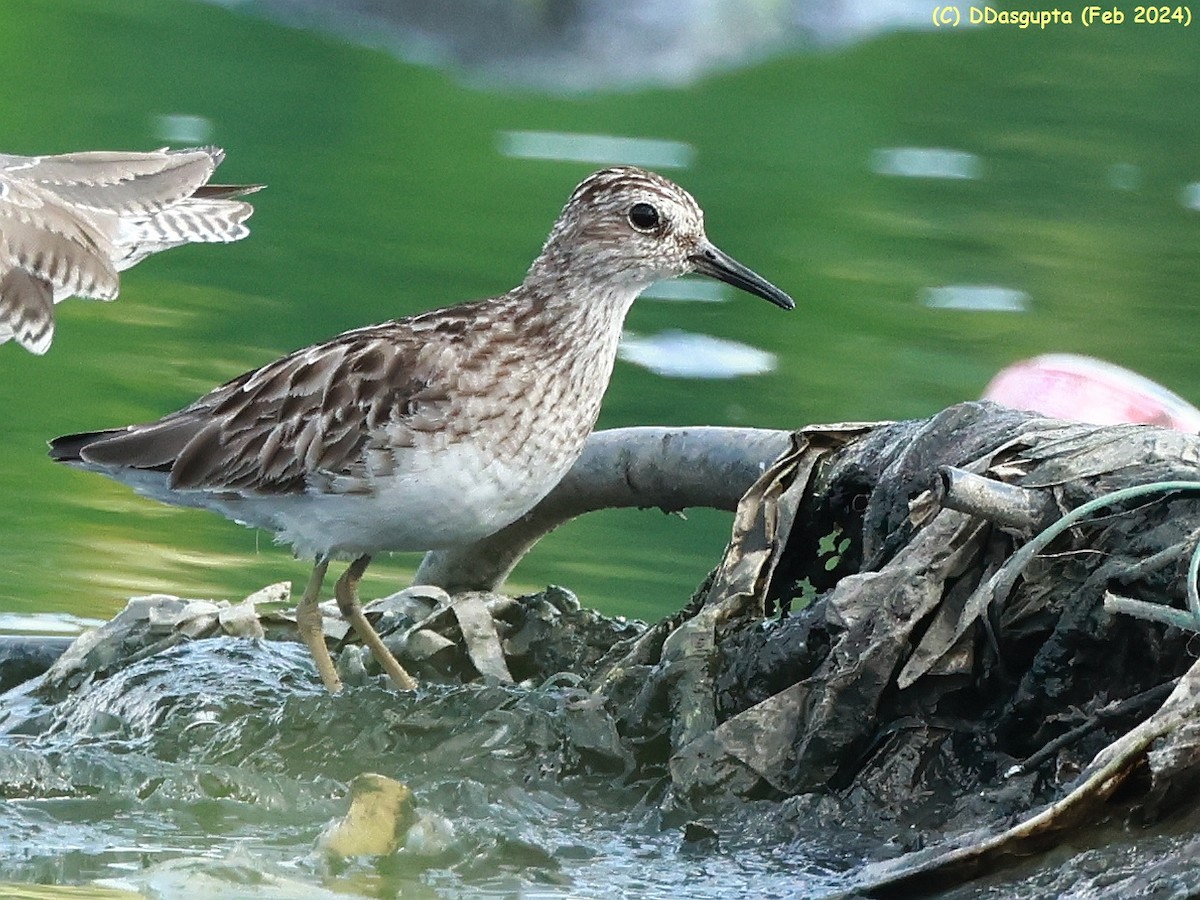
[50, 166, 793, 694]
[0, 146, 260, 354]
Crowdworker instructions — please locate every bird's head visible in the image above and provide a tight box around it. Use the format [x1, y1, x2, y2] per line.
[529, 166, 794, 310]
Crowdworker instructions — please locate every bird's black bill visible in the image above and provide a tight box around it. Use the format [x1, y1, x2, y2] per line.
[690, 242, 795, 310]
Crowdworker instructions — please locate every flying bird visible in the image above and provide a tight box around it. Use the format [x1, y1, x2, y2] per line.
[0, 146, 261, 354]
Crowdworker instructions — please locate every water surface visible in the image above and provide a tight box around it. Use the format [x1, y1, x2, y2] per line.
[1, 2, 1198, 628]
[2, 2, 1200, 897]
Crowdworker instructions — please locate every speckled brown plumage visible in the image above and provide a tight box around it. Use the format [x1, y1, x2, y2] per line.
[50, 165, 794, 693]
[0, 146, 260, 354]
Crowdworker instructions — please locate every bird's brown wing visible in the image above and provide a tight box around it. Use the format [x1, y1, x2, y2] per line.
[67, 322, 459, 496]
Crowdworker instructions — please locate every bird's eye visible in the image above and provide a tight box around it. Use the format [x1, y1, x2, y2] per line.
[628, 202, 661, 232]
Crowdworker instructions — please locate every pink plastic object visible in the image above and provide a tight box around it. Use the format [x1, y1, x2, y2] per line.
[982, 353, 1200, 433]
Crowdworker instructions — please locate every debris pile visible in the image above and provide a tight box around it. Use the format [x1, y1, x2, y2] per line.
[12, 402, 1200, 892]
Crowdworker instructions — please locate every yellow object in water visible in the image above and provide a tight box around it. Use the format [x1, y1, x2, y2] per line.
[319, 773, 417, 859]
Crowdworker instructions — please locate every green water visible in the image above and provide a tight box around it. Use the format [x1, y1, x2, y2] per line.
[2, 0, 1199, 627]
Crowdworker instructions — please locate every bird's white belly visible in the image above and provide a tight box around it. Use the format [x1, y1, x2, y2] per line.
[243, 440, 571, 559]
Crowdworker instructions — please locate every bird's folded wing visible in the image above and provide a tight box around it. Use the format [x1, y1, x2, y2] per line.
[75, 325, 455, 496]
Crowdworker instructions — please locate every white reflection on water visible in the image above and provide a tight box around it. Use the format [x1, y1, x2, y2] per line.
[618, 329, 776, 378]
[0, 612, 104, 635]
[1181, 183, 1200, 211]
[498, 131, 695, 169]
[921, 284, 1030, 312]
[870, 147, 981, 179]
[1106, 162, 1141, 191]
[153, 114, 215, 143]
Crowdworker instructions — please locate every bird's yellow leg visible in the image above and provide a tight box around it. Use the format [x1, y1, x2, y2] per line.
[335, 555, 418, 692]
[296, 557, 343, 693]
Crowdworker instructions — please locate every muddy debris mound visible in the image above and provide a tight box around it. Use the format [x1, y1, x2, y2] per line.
[8, 401, 1200, 894]
[593, 401, 1200, 894]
